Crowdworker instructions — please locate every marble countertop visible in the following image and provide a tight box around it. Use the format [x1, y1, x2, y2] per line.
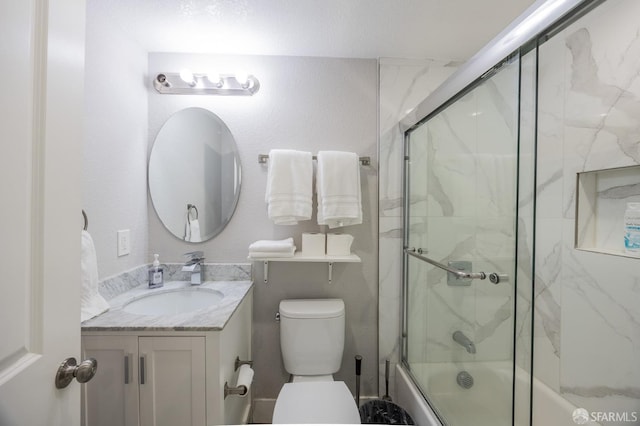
[82, 280, 253, 332]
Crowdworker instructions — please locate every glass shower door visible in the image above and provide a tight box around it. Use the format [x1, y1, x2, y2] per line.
[403, 56, 521, 426]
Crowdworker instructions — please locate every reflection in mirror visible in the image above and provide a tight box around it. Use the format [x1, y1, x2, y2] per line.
[149, 107, 241, 242]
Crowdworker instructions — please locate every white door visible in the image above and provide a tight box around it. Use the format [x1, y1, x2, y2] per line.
[0, 0, 86, 424]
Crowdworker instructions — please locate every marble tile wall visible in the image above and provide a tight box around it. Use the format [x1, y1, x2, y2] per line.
[534, 0, 640, 421]
[378, 58, 458, 397]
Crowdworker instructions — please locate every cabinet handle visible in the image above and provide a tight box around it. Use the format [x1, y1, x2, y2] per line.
[124, 354, 130, 384]
[139, 355, 146, 385]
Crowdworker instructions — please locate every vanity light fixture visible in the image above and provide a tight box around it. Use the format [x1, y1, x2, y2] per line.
[153, 71, 260, 96]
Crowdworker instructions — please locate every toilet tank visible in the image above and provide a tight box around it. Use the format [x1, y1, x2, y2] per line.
[279, 299, 345, 375]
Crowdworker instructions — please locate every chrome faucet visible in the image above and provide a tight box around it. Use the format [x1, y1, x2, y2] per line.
[182, 251, 205, 285]
[452, 331, 476, 354]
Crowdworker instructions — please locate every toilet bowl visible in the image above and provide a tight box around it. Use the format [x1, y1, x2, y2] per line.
[273, 381, 361, 424]
[272, 299, 360, 424]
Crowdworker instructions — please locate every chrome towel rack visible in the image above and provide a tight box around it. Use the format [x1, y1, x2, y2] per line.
[258, 153, 371, 166]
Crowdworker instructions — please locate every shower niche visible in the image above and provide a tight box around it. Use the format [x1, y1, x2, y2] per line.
[575, 165, 640, 257]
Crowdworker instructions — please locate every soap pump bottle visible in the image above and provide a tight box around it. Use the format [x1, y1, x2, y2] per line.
[148, 254, 164, 289]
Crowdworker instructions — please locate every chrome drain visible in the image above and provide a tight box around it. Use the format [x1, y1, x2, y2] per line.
[456, 371, 474, 389]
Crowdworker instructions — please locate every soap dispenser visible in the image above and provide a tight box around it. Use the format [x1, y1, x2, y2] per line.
[148, 254, 164, 289]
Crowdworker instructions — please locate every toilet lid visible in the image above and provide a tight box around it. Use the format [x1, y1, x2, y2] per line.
[273, 381, 361, 424]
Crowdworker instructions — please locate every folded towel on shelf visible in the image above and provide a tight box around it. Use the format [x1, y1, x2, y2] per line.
[316, 151, 362, 228]
[248, 248, 296, 258]
[249, 237, 296, 258]
[249, 237, 295, 253]
[265, 149, 313, 225]
[81, 230, 110, 322]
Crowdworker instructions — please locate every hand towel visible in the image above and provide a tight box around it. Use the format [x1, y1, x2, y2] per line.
[316, 151, 362, 228]
[249, 237, 295, 253]
[265, 149, 313, 225]
[186, 219, 202, 243]
[81, 230, 109, 322]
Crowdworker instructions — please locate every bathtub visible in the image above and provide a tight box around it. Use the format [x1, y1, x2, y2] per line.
[395, 362, 600, 426]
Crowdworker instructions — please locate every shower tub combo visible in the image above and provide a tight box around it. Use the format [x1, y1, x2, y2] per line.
[393, 0, 631, 424]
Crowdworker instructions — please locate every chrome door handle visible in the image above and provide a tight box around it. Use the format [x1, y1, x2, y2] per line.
[124, 354, 131, 384]
[55, 357, 98, 389]
[140, 355, 147, 385]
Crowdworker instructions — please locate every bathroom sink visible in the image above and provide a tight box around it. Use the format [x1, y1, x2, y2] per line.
[123, 288, 224, 316]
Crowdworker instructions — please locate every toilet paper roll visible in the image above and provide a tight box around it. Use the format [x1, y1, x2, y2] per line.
[302, 232, 326, 256]
[236, 364, 254, 397]
[326, 233, 354, 256]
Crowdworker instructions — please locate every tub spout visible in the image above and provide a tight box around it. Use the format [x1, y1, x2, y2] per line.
[452, 331, 476, 354]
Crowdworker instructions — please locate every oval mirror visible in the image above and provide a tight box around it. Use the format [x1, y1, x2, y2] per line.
[149, 107, 241, 242]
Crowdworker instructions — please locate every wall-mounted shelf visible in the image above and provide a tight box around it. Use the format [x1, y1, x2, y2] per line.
[248, 253, 361, 284]
[576, 165, 640, 258]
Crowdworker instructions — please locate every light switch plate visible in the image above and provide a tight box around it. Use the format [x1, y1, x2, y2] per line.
[117, 229, 130, 256]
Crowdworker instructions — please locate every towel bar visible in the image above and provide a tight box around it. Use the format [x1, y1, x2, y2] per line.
[258, 154, 370, 166]
[404, 247, 487, 281]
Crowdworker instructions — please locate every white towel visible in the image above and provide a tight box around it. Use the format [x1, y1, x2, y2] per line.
[265, 149, 313, 225]
[81, 230, 109, 322]
[249, 238, 296, 258]
[186, 219, 202, 243]
[248, 248, 296, 259]
[249, 238, 295, 253]
[316, 151, 362, 228]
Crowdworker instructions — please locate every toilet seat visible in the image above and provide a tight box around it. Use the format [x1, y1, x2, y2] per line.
[272, 381, 361, 424]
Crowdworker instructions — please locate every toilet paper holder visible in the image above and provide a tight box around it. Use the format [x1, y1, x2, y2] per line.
[224, 382, 248, 398]
[225, 362, 254, 399]
[234, 356, 253, 371]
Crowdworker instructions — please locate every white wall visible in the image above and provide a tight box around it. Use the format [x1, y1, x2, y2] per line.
[146, 54, 380, 398]
[83, 0, 149, 278]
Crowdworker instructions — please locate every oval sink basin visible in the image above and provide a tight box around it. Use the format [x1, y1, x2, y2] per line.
[123, 288, 224, 316]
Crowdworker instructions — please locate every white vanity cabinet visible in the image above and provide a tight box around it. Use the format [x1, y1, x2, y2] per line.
[81, 290, 252, 426]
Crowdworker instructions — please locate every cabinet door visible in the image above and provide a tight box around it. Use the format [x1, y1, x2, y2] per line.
[138, 337, 206, 426]
[81, 335, 139, 426]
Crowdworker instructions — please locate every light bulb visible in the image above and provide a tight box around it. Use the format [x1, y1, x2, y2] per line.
[206, 73, 223, 88]
[179, 69, 196, 86]
[234, 71, 250, 88]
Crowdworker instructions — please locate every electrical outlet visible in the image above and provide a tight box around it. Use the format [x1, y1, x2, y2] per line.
[117, 229, 130, 256]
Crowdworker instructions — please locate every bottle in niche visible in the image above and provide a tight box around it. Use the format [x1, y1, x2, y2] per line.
[624, 202, 640, 254]
[148, 253, 164, 288]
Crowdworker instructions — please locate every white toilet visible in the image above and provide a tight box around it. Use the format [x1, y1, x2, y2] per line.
[272, 298, 361, 424]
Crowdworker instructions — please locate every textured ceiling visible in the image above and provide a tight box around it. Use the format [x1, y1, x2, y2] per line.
[90, 0, 538, 60]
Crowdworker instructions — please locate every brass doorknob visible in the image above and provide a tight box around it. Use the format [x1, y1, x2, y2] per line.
[55, 357, 97, 389]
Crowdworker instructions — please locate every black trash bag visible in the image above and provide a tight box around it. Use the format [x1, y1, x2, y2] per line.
[359, 400, 415, 425]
